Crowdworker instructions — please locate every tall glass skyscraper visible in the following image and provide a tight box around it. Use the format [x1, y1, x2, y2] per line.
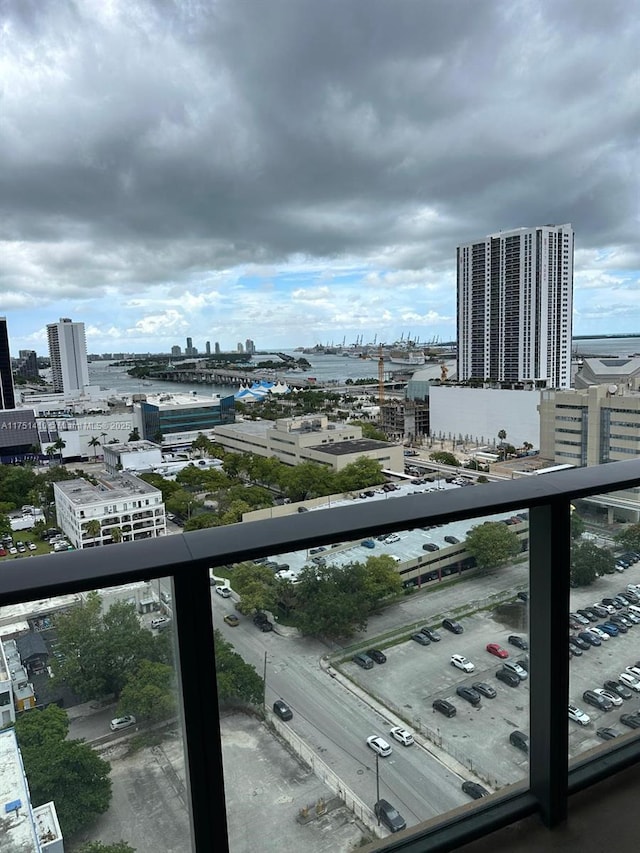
[46, 317, 90, 393]
[457, 224, 574, 389]
[0, 316, 16, 409]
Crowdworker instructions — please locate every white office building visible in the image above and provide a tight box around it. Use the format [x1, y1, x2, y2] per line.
[457, 224, 574, 389]
[54, 472, 166, 549]
[47, 317, 90, 393]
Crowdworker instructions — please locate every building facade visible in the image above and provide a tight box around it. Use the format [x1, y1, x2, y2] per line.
[539, 383, 640, 520]
[46, 317, 90, 393]
[54, 473, 166, 549]
[0, 317, 16, 410]
[457, 224, 573, 389]
[134, 392, 235, 446]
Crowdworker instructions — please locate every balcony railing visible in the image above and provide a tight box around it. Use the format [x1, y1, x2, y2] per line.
[2, 458, 640, 852]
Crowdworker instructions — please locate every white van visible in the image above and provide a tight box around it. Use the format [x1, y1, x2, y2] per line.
[150, 616, 171, 630]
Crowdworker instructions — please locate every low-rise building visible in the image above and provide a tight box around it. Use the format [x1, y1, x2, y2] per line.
[103, 440, 163, 474]
[133, 392, 235, 446]
[214, 414, 404, 472]
[54, 472, 166, 549]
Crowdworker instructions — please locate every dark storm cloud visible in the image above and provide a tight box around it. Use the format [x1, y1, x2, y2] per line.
[1, 0, 638, 336]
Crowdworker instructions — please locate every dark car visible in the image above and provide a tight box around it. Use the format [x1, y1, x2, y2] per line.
[456, 685, 482, 706]
[597, 727, 620, 740]
[508, 635, 528, 650]
[600, 622, 620, 636]
[421, 627, 441, 642]
[590, 604, 610, 618]
[442, 618, 464, 634]
[583, 690, 613, 711]
[433, 698, 457, 717]
[568, 641, 583, 656]
[620, 713, 640, 729]
[517, 591, 529, 602]
[496, 668, 521, 687]
[423, 543, 440, 552]
[444, 535, 460, 545]
[473, 681, 497, 699]
[608, 618, 628, 633]
[602, 597, 623, 610]
[374, 799, 406, 833]
[273, 699, 293, 721]
[578, 630, 601, 647]
[570, 634, 590, 650]
[577, 609, 595, 622]
[620, 590, 640, 604]
[509, 730, 529, 752]
[367, 649, 387, 664]
[353, 652, 374, 669]
[412, 632, 431, 645]
[610, 614, 632, 629]
[461, 781, 490, 799]
[603, 680, 633, 700]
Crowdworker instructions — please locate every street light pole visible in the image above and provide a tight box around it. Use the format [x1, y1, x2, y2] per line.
[262, 650, 268, 711]
[375, 753, 380, 822]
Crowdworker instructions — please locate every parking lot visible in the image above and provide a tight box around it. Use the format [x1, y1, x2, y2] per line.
[340, 561, 640, 792]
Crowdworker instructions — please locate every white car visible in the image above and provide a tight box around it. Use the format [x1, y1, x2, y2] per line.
[625, 665, 640, 680]
[451, 654, 475, 673]
[593, 688, 623, 707]
[366, 735, 392, 757]
[587, 627, 609, 642]
[215, 585, 232, 598]
[619, 672, 640, 692]
[389, 726, 414, 746]
[384, 533, 401, 544]
[27, 542, 37, 551]
[110, 715, 136, 731]
[568, 705, 591, 726]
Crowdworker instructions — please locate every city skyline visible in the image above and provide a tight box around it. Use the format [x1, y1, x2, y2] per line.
[2, 2, 638, 353]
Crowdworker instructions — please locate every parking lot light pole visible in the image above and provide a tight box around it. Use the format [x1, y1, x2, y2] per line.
[375, 754, 380, 823]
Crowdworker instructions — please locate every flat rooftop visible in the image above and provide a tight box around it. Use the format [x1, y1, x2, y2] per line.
[55, 472, 161, 505]
[307, 438, 392, 456]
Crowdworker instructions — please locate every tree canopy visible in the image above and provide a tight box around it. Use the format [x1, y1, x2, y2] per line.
[464, 521, 520, 570]
[13, 704, 112, 837]
[571, 541, 615, 586]
[616, 523, 640, 552]
[215, 630, 264, 706]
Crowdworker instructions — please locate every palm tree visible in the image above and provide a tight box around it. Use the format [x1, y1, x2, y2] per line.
[109, 526, 123, 544]
[497, 429, 507, 461]
[53, 437, 66, 463]
[84, 519, 102, 546]
[88, 436, 101, 462]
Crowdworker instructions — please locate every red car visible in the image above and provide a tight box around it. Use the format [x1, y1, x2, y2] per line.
[486, 643, 509, 659]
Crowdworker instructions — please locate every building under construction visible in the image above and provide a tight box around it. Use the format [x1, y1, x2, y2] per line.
[379, 398, 430, 443]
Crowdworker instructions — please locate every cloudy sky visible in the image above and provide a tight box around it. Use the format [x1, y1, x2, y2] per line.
[2, 0, 638, 355]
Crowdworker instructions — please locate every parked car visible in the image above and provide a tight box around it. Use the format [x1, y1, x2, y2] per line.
[215, 585, 232, 598]
[596, 727, 620, 740]
[608, 618, 628, 633]
[451, 654, 475, 673]
[473, 682, 497, 699]
[486, 643, 509, 659]
[603, 680, 633, 700]
[361, 539, 375, 548]
[432, 698, 457, 717]
[461, 781, 490, 799]
[583, 690, 613, 711]
[444, 535, 460, 545]
[618, 672, 640, 691]
[587, 627, 609, 642]
[578, 630, 601, 647]
[412, 632, 431, 646]
[384, 533, 400, 544]
[422, 542, 440, 552]
[570, 612, 589, 625]
[625, 665, 640, 679]
[353, 652, 374, 669]
[456, 685, 481, 706]
[273, 699, 293, 721]
[620, 713, 640, 730]
[508, 635, 528, 650]
[110, 715, 136, 731]
[517, 591, 529, 602]
[442, 618, 464, 634]
[223, 614, 240, 627]
[502, 660, 528, 680]
[599, 622, 620, 637]
[389, 726, 414, 746]
[568, 705, 591, 726]
[570, 634, 590, 650]
[374, 799, 406, 833]
[593, 688, 622, 707]
[509, 730, 529, 752]
[366, 735, 392, 757]
[421, 627, 441, 642]
[367, 648, 387, 664]
[496, 668, 521, 687]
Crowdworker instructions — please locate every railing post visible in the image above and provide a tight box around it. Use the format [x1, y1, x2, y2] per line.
[529, 500, 571, 826]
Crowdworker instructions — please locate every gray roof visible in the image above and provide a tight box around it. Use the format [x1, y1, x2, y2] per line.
[16, 631, 48, 660]
[574, 357, 640, 389]
[307, 438, 391, 456]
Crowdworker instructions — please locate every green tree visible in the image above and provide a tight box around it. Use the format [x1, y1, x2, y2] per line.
[334, 457, 385, 493]
[117, 659, 177, 723]
[361, 556, 403, 607]
[570, 511, 586, 540]
[429, 451, 459, 466]
[465, 521, 520, 570]
[191, 433, 215, 457]
[0, 464, 38, 509]
[294, 563, 370, 639]
[349, 421, 388, 441]
[497, 429, 507, 460]
[53, 437, 66, 462]
[13, 704, 112, 837]
[109, 525, 123, 543]
[232, 562, 278, 614]
[215, 630, 264, 706]
[183, 512, 220, 531]
[88, 435, 102, 461]
[128, 427, 141, 442]
[280, 461, 336, 501]
[571, 541, 615, 585]
[616, 523, 640, 551]
[84, 518, 102, 545]
[0, 512, 12, 538]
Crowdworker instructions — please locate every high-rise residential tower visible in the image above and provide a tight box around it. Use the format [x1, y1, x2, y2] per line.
[456, 224, 574, 389]
[46, 318, 90, 393]
[0, 317, 16, 409]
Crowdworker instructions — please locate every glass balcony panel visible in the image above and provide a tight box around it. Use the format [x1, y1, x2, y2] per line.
[212, 502, 531, 847]
[0, 580, 193, 852]
[569, 492, 640, 764]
